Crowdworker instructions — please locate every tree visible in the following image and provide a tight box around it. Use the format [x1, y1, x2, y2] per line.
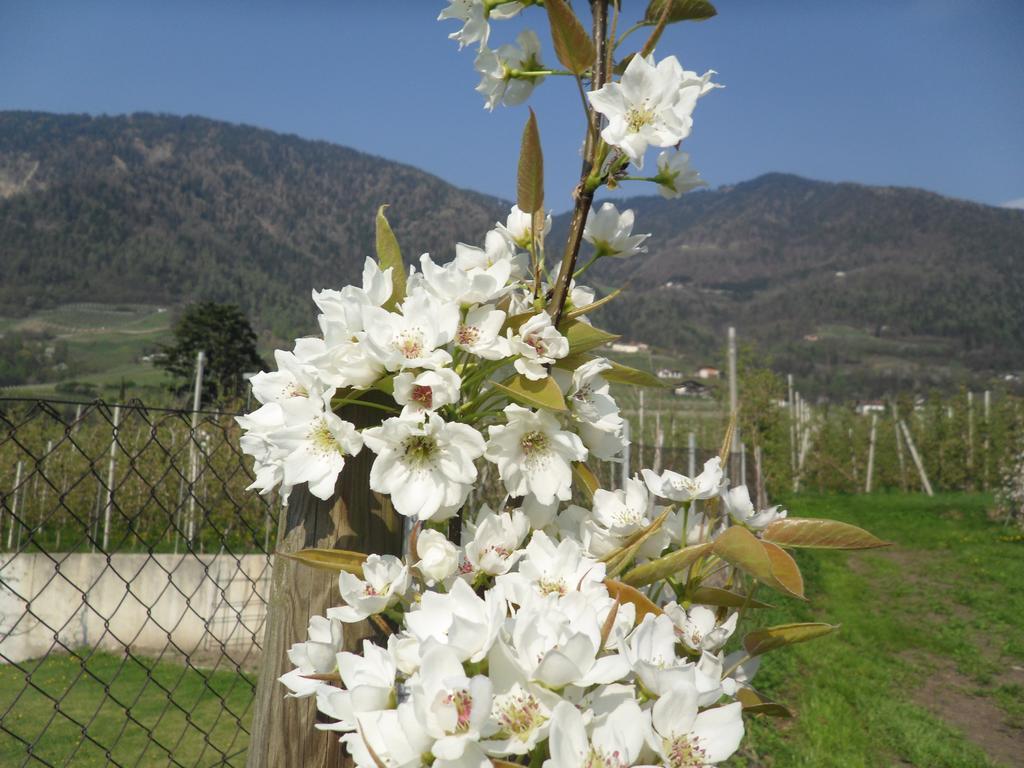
[161, 303, 265, 404]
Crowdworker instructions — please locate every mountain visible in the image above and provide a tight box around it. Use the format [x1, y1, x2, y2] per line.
[2, 111, 1022, 395]
[563, 174, 1024, 392]
[0, 111, 507, 337]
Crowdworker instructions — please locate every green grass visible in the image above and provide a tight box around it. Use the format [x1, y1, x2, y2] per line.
[0, 652, 254, 767]
[732, 492, 1023, 767]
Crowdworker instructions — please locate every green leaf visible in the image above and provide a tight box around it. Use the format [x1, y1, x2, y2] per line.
[604, 360, 668, 388]
[605, 579, 663, 622]
[517, 109, 544, 214]
[712, 526, 805, 600]
[643, 0, 717, 24]
[736, 687, 793, 718]
[491, 374, 567, 412]
[620, 542, 712, 588]
[762, 518, 890, 550]
[562, 319, 619, 354]
[545, 0, 596, 75]
[280, 548, 368, 576]
[572, 461, 600, 500]
[743, 622, 839, 657]
[375, 205, 406, 309]
[689, 586, 773, 610]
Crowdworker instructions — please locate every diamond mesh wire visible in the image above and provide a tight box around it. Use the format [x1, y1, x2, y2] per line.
[0, 398, 277, 767]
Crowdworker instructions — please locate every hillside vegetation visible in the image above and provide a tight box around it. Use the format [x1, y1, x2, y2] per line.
[2, 111, 1022, 396]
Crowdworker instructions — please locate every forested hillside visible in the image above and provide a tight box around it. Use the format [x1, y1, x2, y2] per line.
[2, 111, 1022, 394]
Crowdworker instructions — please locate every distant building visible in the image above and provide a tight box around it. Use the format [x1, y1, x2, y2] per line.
[657, 368, 684, 380]
[696, 366, 720, 380]
[803, 334, 820, 342]
[610, 341, 649, 354]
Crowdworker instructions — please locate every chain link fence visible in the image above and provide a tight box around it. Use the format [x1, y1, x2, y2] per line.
[0, 398, 278, 767]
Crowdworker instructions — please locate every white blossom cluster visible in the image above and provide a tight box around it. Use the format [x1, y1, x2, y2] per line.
[280, 461, 786, 767]
[235, 201, 650, 515]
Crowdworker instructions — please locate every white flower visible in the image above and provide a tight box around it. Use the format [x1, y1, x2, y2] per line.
[655, 150, 706, 198]
[404, 579, 506, 664]
[623, 614, 698, 696]
[416, 528, 460, 586]
[496, 204, 552, 250]
[393, 368, 462, 417]
[279, 615, 345, 698]
[544, 700, 648, 768]
[416, 252, 512, 306]
[483, 681, 553, 755]
[340, 705, 433, 768]
[456, 228, 528, 280]
[499, 590, 630, 689]
[293, 335, 384, 390]
[329, 554, 410, 623]
[438, 0, 523, 50]
[587, 477, 669, 559]
[520, 492, 559, 529]
[485, 405, 587, 504]
[315, 639, 396, 732]
[475, 30, 544, 111]
[361, 288, 459, 372]
[236, 402, 287, 497]
[464, 506, 530, 576]
[411, 641, 493, 761]
[249, 349, 323, 405]
[558, 357, 626, 460]
[721, 485, 788, 530]
[456, 304, 512, 360]
[643, 457, 725, 503]
[272, 393, 364, 501]
[587, 53, 719, 167]
[648, 687, 744, 766]
[582, 203, 650, 259]
[363, 413, 486, 521]
[509, 312, 569, 380]
[664, 603, 738, 652]
[313, 257, 393, 334]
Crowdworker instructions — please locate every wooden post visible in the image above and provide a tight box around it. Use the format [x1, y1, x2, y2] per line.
[101, 405, 121, 552]
[754, 444, 766, 508]
[727, 327, 740, 480]
[899, 419, 934, 497]
[892, 404, 908, 492]
[247, 402, 403, 768]
[787, 374, 796, 479]
[186, 350, 205, 546]
[865, 414, 878, 493]
[652, 413, 663, 476]
[966, 390, 975, 485]
[983, 390, 991, 490]
[687, 431, 696, 478]
[5, 460, 23, 550]
[637, 389, 645, 470]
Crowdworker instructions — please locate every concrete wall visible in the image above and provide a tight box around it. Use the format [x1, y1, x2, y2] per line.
[0, 552, 271, 665]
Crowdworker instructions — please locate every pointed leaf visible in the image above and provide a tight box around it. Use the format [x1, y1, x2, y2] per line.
[643, 0, 718, 24]
[568, 288, 621, 319]
[375, 205, 406, 309]
[572, 461, 600, 500]
[620, 542, 712, 588]
[605, 579, 664, 622]
[689, 586, 773, 610]
[743, 622, 839, 657]
[736, 687, 793, 718]
[517, 109, 544, 214]
[545, 0, 596, 75]
[762, 518, 890, 550]
[604, 360, 668, 388]
[712, 526, 805, 600]
[762, 540, 805, 599]
[562, 319, 619, 354]
[280, 548, 367, 577]
[492, 374, 567, 412]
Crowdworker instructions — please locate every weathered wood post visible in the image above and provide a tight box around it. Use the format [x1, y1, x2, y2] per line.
[864, 413, 878, 493]
[247, 402, 403, 768]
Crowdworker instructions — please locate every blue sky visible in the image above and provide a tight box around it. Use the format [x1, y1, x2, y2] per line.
[1, 0, 1022, 212]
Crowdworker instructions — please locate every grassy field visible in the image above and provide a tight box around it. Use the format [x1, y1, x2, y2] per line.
[0, 652, 254, 767]
[0, 494, 1019, 766]
[734, 492, 1023, 767]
